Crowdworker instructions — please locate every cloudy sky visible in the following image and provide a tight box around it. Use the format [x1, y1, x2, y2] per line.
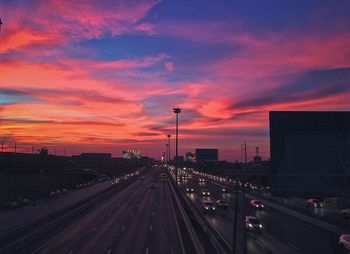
[0, 0, 350, 161]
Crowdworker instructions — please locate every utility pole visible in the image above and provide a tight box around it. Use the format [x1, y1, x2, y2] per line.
[32, 146, 34, 154]
[232, 178, 239, 253]
[167, 134, 171, 173]
[1, 140, 3, 152]
[64, 148, 66, 156]
[241, 141, 247, 163]
[0, 18, 3, 35]
[173, 108, 182, 183]
[14, 142, 17, 153]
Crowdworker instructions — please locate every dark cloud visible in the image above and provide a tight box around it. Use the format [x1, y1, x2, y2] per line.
[232, 67, 350, 109]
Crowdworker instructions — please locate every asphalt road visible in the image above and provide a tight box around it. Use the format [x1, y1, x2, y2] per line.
[180, 173, 336, 254]
[33, 169, 182, 254]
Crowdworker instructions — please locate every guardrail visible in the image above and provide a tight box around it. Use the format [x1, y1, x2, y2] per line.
[0, 173, 141, 254]
[168, 173, 232, 254]
[167, 174, 205, 254]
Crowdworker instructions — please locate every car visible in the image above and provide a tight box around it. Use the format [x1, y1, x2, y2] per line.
[341, 209, 350, 218]
[198, 178, 205, 183]
[216, 199, 229, 208]
[245, 216, 263, 232]
[250, 199, 264, 208]
[339, 234, 350, 251]
[221, 187, 229, 193]
[307, 198, 323, 208]
[202, 200, 216, 213]
[201, 189, 210, 196]
[186, 187, 195, 193]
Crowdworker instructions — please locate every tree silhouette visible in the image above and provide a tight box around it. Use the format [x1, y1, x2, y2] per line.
[37, 147, 48, 159]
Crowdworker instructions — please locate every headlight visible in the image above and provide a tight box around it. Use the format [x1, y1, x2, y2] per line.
[259, 224, 262, 228]
[248, 223, 253, 227]
[213, 207, 216, 210]
[205, 207, 209, 209]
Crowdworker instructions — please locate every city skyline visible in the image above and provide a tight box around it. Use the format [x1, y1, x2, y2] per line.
[1, 0, 350, 161]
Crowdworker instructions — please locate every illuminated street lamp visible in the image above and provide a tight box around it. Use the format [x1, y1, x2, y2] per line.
[173, 107, 182, 182]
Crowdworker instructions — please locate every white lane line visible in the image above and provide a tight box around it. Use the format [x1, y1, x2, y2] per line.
[287, 241, 299, 250]
[121, 225, 126, 232]
[106, 249, 112, 254]
[91, 226, 99, 232]
[149, 224, 153, 231]
[145, 248, 149, 254]
[254, 240, 265, 248]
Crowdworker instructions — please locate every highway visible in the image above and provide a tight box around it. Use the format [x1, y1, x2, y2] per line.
[180, 173, 336, 254]
[32, 169, 183, 254]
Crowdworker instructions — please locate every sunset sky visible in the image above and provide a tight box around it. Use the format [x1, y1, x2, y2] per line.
[1, 0, 350, 161]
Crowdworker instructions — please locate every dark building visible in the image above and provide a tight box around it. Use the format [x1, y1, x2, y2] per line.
[174, 156, 184, 163]
[269, 111, 350, 197]
[195, 149, 218, 162]
[77, 153, 112, 160]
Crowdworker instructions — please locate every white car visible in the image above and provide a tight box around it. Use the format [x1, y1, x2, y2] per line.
[341, 209, 350, 218]
[201, 189, 210, 196]
[339, 234, 350, 251]
[245, 216, 263, 232]
[250, 199, 264, 208]
[202, 200, 216, 213]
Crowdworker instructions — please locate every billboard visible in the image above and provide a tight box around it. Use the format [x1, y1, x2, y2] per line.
[195, 149, 218, 162]
[269, 111, 350, 197]
[122, 150, 141, 159]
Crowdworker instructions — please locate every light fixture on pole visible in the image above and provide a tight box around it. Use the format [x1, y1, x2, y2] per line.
[173, 107, 182, 182]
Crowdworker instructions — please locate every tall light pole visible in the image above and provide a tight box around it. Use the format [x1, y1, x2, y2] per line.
[173, 107, 181, 182]
[167, 134, 171, 164]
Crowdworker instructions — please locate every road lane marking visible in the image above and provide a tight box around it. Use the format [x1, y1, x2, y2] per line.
[106, 249, 112, 254]
[145, 248, 149, 254]
[254, 240, 265, 248]
[149, 224, 153, 231]
[121, 225, 126, 232]
[287, 241, 299, 250]
[91, 226, 98, 232]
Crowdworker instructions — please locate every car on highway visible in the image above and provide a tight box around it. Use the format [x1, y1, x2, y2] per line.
[216, 199, 229, 208]
[221, 186, 229, 193]
[307, 198, 323, 208]
[339, 234, 350, 251]
[198, 178, 205, 183]
[245, 216, 263, 232]
[201, 189, 210, 196]
[341, 209, 350, 218]
[186, 186, 194, 193]
[202, 200, 216, 213]
[250, 199, 264, 208]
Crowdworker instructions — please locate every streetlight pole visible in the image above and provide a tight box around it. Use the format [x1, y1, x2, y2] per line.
[167, 134, 171, 162]
[173, 108, 182, 183]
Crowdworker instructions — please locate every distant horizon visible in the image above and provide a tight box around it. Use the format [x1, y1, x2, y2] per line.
[1, 1, 350, 161]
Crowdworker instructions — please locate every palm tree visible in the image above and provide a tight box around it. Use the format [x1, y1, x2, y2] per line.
[37, 147, 48, 159]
